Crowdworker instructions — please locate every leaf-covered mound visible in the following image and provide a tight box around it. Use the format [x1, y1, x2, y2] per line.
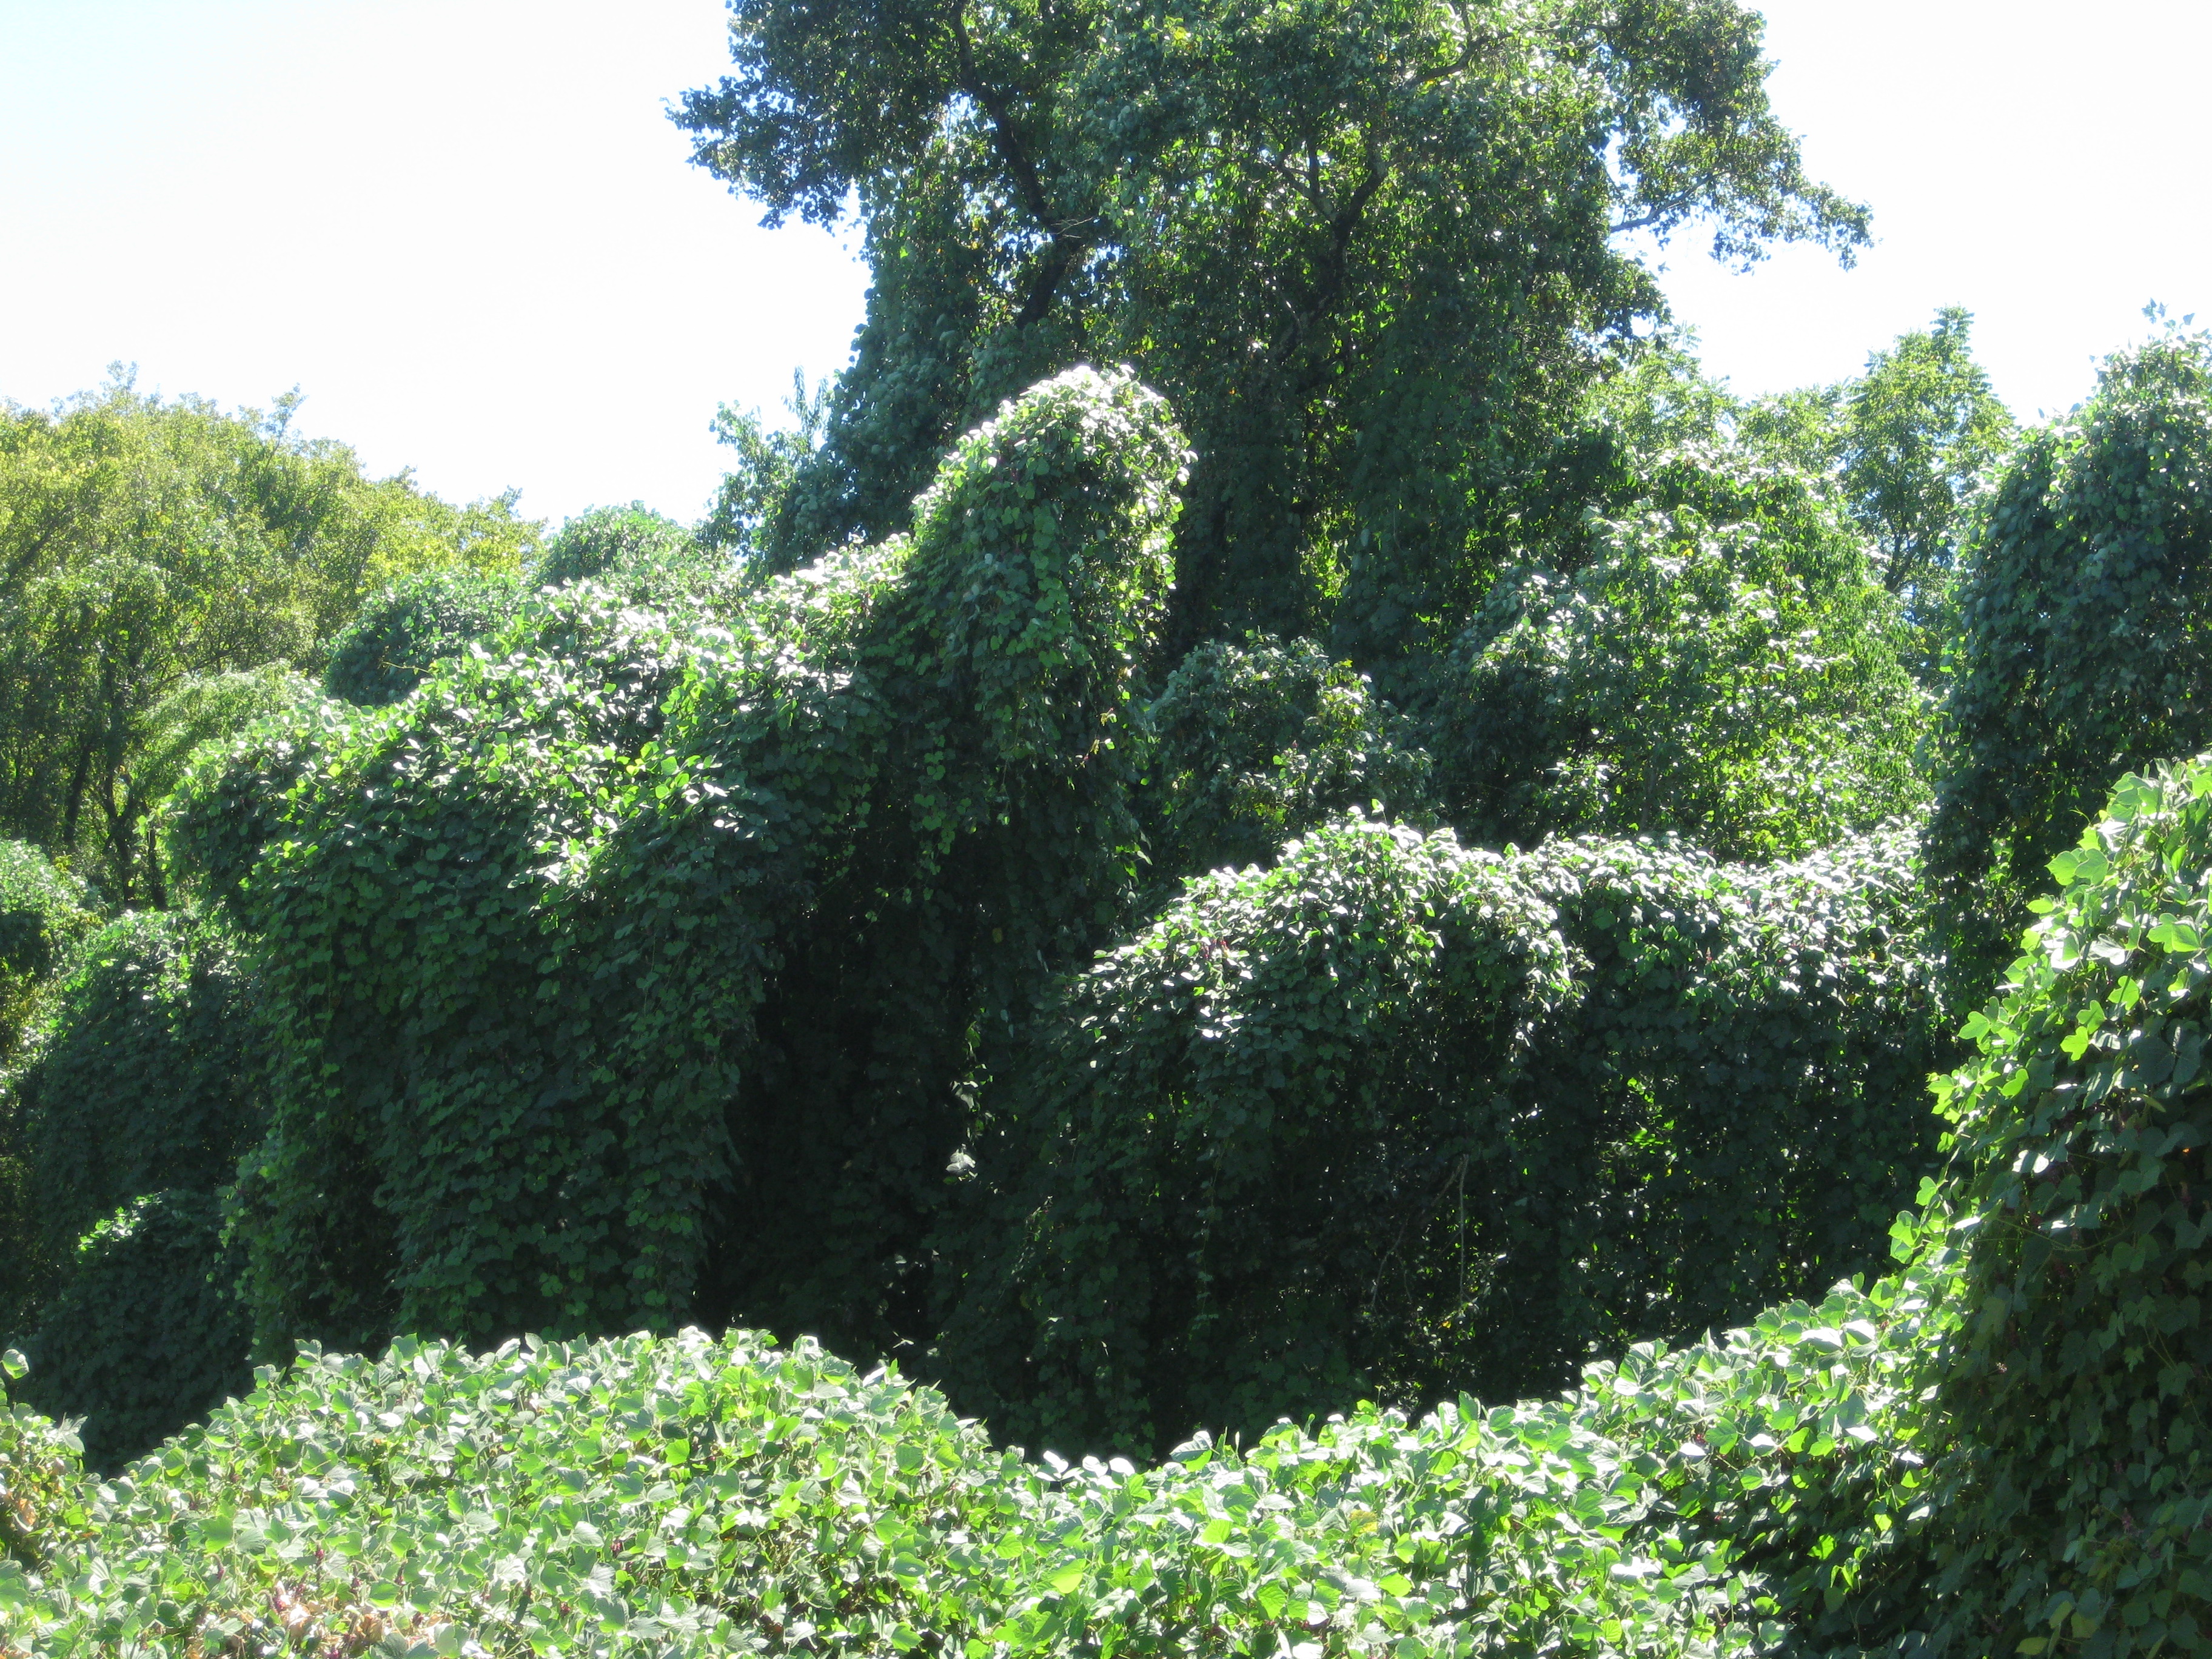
[0, 1269, 1950, 1659]
[0, 908, 264, 1469]
[1409, 449, 1925, 863]
[1929, 326, 2212, 996]
[172, 366, 1189, 1363]
[935, 815, 1939, 1455]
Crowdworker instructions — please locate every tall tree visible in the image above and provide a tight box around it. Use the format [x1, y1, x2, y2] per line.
[1840, 307, 2014, 612]
[1743, 307, 2014, 674]
[0, 375, 540, 903]
[677, 0, 1869, 659]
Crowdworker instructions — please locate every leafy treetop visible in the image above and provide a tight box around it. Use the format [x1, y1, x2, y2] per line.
[1742, 306, 2014, 675]
[677, 0, 1869, 657]
[0, 376, 540, 903]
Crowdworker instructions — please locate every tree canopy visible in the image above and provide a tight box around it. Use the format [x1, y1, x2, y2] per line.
[678, 0, 1868, 658]
[1743, 306, 2014, 675]
[1408, 433, 1925, 860]
[0, 377, 540, 903]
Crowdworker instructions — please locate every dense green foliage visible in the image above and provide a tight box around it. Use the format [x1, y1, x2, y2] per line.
[19, 0, 2211, 1634]
[679, 0, 1866, 654]
[142, 367, 1948, 1463]
[1, 1318, 1854, 1659]
[1135, 637, 1432, 885]
[10, 756, 2212, 1657]
[323, 508, 739, 710]
[1929, 326, 2212, 995]
[173, 368, 1187, 1364]
[1742, 307, 2013, 673]
[935, 815, 1939, 1455]
[703, 376, 830, 559]
[1409, 461, 1925, 860]
[0, 380, 539, 902]
[532, 504, 716, 594]
[1, 68, 2197, 1634]
[0, 842, 95, 1389]
[0, 1269, 1972, 1659]
[0, 910, 264, 1467]
[0, 842, 91, 1060]
[1907, 761, 2212, 1655]
[9, 1191, 250, 1477]
[323, 569, 526, 708]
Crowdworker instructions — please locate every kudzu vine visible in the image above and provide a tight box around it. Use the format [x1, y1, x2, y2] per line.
[1931, 326, 2212, 999]
[933, 814, 1941, 1454]
[9, 749, 2207, 1650]
[0, 910, 263, 1467]
[152, 367, 1951, 1460]
[173, 367, 1188, 1361]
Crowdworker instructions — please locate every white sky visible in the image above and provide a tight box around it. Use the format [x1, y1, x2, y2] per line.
[2, 0, 2207, 526]
[1657, 0, 2212, 423]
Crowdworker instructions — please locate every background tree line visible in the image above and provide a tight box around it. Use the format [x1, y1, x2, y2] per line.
[0, 372, 541, 908]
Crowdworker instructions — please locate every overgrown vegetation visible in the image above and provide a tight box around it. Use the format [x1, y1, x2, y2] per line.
[4, 753, 2207, 1655]
[1, 0, 2209, 1646]
[173, 367, 1186, 1366]
[0, 910, 263, 1470]
[933, 816, 1937, 1455]
[677, 0, 1869, 654]
[1930, 321, 2212, 997]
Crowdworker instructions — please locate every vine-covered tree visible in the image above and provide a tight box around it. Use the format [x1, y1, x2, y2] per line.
[172, 369, 1188, 1360]
[1928, 324, 2212, 994]
[1410, 436, 1927, 860]
[677, 0, 1869, 657]
[701, 374, 830, 557]
[934, 815, 1939, 1453]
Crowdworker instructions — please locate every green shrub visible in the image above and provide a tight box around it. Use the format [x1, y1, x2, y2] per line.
[0, 842, 91, 989]
[321, 568, 526, 706]
[13, 1191, 252, 1475]
[0, 1299, 1934, 1659]
[8, 911, 264, 1273]
[0, 1346, 80, 1577]
[934, 817, 1574, 1453]
[0, 840, 95, 1412]
[1411, 465, 1926, 862]
[933, 814, 1941, 1455]
[172, 368, 1188, 1361]
[0, 840, 92, 1057]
